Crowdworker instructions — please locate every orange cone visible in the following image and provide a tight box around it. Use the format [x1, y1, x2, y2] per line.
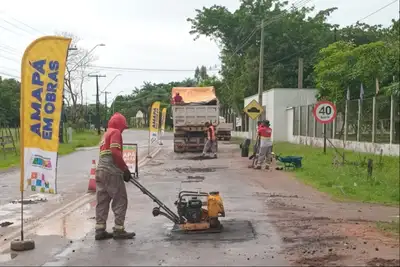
[87, 159, 97, 193]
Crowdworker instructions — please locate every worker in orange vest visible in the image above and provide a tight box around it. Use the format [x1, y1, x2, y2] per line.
[254, 120, 272, 169]
[201, 121, 217, 158]
[95, 112, 135, 240]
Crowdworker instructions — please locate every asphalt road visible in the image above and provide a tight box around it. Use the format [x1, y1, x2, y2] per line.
[0, 139, 288, 266]
[0, 129, 158, 242]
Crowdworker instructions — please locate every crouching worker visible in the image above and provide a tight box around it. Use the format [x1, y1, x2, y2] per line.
[201, 121, 217, 158]
[254, 120, 272, 169]
[95, 112, 135, 240]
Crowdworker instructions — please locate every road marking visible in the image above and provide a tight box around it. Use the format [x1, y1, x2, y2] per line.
[0, 147, 162, 253]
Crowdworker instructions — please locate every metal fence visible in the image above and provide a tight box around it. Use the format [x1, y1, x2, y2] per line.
[219, 107, 252, 132]
[293, 95, 399, 144]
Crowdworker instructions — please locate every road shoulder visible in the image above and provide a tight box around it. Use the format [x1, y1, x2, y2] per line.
[233, 147, 399, 266]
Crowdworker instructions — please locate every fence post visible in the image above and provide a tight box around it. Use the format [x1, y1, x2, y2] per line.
[372, 96, 376, 143]
[332, 102, 336, 139]
[389, 95, 394, 144]
[244, 114, 248, 132]
[357, 99, 361, 142]
[233, 113, 236, 130]
[305, 105, 309, 135]
[344, 100, 348, 142]
[313, 105, 317, 137]
[298, 106, 302, 136]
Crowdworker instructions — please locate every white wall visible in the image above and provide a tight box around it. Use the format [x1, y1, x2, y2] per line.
[286, 107, 294, 142]
[272, 88, 317, 142]
[231, 131, 250, 139]
[243, 88, 317, 142]
[291, 135, 400, 156]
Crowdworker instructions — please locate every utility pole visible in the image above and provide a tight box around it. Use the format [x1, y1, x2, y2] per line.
[298, 58, 304, 89]
[88, 74, 106, 135]
[104, 91, 111, 130]
[257, 19, 265, 108]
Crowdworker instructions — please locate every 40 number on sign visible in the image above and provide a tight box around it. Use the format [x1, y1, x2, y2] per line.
[312, 101, 337, 124]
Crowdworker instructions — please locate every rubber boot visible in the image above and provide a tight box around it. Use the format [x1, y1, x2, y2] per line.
[95, 229, 113, 240]
[253, 165, 262, 170]
[113, 227, 136, 239]
[213, 153, 217, 158]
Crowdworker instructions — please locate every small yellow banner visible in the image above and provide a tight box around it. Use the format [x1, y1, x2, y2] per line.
[149, 101, 161, 145]
[160, 108, 167, 131]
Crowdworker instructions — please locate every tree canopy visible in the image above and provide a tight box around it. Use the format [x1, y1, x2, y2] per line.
[185, 0, 399, 110]
[0, 0, 398, 130]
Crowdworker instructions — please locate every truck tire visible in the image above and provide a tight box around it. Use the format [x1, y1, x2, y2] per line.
[174, 144, 184, 153]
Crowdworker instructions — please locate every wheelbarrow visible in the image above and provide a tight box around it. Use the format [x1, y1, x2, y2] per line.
[276, 155, 303, 170]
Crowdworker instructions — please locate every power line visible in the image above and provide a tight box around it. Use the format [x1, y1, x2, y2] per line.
[0, 71, 19, 79]
[0, 54, 19, 63]
[88, 65, 220, 72]
[226, 0, 313, 63]
[7, 16, 48, 35]
[268, 0, 399, 67]
[357, 0, 398, 23]
[1, 18, 38, 37]
[233, 0, 312, 53]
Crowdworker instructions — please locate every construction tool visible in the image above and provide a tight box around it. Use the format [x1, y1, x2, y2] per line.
[129, 178, 225, 233]
[248, 135, 260, 168]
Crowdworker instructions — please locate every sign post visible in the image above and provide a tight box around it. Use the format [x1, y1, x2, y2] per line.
[123, 143, 139, 178]
[243, 99, 264, 140]
[312, 101, 337, 154]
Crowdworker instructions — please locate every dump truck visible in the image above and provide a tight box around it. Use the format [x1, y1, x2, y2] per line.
[171, 87, 219, 153]
[216, 116, 233, 141]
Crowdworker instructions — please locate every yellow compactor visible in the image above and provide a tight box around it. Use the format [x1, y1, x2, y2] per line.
[130, 178, 225, 233]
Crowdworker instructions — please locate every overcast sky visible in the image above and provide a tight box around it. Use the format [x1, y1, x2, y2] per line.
[0, 0, 398, 104]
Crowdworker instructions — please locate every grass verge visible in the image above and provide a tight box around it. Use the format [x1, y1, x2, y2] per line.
[376, 220, 400, 237]
[0, 130, 101, 170]
[231, 138, 399, 205]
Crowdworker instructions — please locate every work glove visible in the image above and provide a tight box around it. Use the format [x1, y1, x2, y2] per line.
[123, 169, 133, 182]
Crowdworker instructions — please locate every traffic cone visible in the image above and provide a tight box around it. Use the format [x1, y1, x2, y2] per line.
[87, 159, 97, 193]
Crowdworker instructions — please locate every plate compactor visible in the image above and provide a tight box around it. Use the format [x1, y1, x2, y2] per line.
[129, 178, 225, 233]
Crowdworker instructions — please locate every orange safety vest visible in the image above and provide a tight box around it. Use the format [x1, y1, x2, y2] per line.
[207, 125, 216, 140]
[258, 126, 272, 140]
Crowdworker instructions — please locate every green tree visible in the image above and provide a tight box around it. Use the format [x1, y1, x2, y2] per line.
[0, 76, 20, 127]
[187, 0, 337, 111]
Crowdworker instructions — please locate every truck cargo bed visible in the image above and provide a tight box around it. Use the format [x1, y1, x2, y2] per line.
[173, 105, 219, 127]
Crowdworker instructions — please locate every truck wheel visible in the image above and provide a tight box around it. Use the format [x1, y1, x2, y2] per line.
[174, 145, 184, 153]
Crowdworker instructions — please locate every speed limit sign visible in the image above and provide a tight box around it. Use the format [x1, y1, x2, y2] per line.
[312, 101, 337, 124]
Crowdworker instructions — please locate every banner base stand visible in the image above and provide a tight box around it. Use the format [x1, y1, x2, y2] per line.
[10, 239, 35, 251]
[11, 191, 35, 251]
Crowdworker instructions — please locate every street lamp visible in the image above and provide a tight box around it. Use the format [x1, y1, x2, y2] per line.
[101, 74, 122, 94]
[70, 43, 106, 72]
[111, 90, 124, 114]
